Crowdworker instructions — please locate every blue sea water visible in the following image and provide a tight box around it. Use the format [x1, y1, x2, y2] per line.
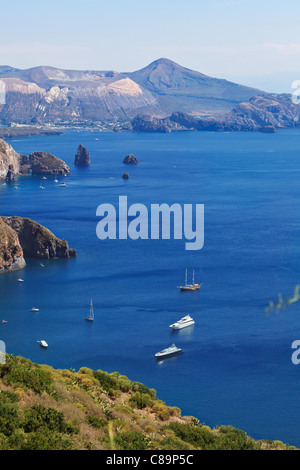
[1, 128, 300, 446]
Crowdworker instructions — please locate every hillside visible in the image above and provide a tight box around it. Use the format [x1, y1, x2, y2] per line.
[126, 58, 263, 114]
[0, 59, 265, 124]
[0, 354, 295, 450]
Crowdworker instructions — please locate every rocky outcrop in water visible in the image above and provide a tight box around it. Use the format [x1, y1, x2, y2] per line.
[123, 154, 139, 164]
[0, 139, 70, 179]
[19, 151, 70, 176]
[1, 217, 76, 261]
[75, 144, 90, 166]
[122, 172, 129, 179]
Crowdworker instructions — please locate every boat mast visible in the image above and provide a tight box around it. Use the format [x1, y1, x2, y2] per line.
[185, 268, 187, 286]
[192, 270, 195, 285]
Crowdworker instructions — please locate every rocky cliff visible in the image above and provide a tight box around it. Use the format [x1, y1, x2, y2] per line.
[19, 151, 70, 176]
[0, 218, 26, 273]
[0, 139, 20, 179]
[133, 94, 300, 133]
[1, 217, 76, 260]
[75, 144, 90, 166]
[0, 139, 70, 179]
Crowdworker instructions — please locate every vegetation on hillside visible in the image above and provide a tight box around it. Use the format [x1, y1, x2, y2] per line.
[0, 354, 295, 450]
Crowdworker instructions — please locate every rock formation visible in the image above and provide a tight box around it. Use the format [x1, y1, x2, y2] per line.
[0, 139, 20, 179]
[0, 218, 26, 273]
[1, 217, 76, 260]
[132, 114, 171, 133]
[123, 154, 139, 164]
[19, 151, 70, 176]
[75, 144, 90, 166]
[0, 139, 70, 180]
[122, 172, 129, 179]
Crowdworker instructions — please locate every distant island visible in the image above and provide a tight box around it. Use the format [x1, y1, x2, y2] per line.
[0, 59, 299, 133]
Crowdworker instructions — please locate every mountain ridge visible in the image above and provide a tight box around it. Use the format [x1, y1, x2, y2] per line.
[0, 58, 265, 124]
[0, 58, 298, 130]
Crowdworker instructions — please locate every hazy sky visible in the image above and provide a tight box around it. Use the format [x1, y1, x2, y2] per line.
[1, 0, 300, 92]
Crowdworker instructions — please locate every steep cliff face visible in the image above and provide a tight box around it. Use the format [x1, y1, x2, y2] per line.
[75, 144, 90, 166]
[0, 139, 20, 179]
[19, 151, 70, 176]
[0, 219, 26, 273]
[0, 139, 70, 179]
[1, 217, 76, 260]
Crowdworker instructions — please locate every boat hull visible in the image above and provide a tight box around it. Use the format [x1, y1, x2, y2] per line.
[155, 349, 182, 358]
[170, 321, 195, 330]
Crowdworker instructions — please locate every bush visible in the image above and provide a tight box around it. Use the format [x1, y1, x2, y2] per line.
[93, 371, 119, 392]
[132, 382, 156, 398]
[0, 390, 20, 404]
[166, 422, 219, 449]
[86, 415, 107, 429]
[115, 431, 148, 450]
[4, 368, 52, 394]
[0, 403, 19, 436]
[22, 405, 75, 434]
[129, 392, 153, 410]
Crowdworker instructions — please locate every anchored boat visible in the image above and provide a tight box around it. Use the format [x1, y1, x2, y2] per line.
[178, 269, 202, 291]
[155, 343, 182, 359]
[85, 299, 94, 321]
[169, 315, 195, 330]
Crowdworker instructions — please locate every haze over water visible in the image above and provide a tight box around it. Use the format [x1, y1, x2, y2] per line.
[1, 129, 300, 446]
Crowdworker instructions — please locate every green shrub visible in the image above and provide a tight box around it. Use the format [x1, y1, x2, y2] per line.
[166, 422, 219, 449]
[5, 368, 52, 394]
[132, 382, 156, 398]
[115, 431, 148, 450]
[217, 425, 259, 450]
[0, 390, 20, 404]
[22, 405, 74, 434]
[86, 415, 107, 429]
[0, 402, 19, 436]
[93, 371, 119, 392]
[129, 392, 153, 410]
[20, 430, 73, 450]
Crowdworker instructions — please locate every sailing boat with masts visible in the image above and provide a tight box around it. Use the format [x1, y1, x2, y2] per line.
[178, 269, 202, 291]
[85, 299, 94, 321]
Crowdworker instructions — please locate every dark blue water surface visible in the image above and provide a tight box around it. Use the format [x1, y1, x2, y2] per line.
[1, 128, 300, 446]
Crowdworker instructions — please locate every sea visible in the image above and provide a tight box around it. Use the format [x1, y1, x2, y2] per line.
[1, 128, 300, 446]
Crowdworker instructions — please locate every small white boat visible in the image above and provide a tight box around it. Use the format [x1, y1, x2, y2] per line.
[54, 179, 58, 183]
[59, 182, 67, 187]
[169, 315, 195, 330]
[155, 343, 182, 359]
[42, 176, 47, 180]
[38, 340, 48, 348]
[31, 307, 39, 312]
[17, 278, 24, 283]
[40, 263, 45, 267]
[39, 186, 45, 190]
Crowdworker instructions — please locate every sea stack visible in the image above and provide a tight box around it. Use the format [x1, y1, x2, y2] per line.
[122, 172, 129, 180]
[75, 145, 90, 166]
[123, 154, 139, 164]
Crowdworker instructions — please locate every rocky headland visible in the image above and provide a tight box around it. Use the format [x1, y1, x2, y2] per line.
[0, 218, 26, 273]
[0, 138, 70, 180]
[0, 216, 76, 272]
